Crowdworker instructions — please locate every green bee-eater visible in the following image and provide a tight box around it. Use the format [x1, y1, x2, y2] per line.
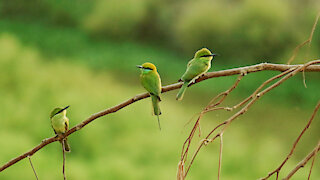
[176, 48, 217, 101]
[50, 106, 71, 152]
[137, 62, 162, 130]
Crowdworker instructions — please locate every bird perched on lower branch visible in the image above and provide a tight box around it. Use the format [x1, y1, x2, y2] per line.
[50, 106, 71, 152]
[176, 48, 217, 101]
[137, 62, 162, 130]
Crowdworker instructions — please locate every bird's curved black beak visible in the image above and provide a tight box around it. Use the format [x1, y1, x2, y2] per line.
[211, 53, 220, 57]
[136, 65, 143, 68]
[62, 105, 70, 111]
[55, 105, 70, 115]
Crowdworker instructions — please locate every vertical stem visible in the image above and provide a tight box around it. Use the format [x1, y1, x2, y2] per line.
[307, 150, 318, 180]
[28, 156, 39, 180]
[62, 141, 67, 180]
[218, 135, 223, 180]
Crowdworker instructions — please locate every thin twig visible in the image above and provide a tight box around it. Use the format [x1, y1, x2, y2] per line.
[184, 123, 226, 176]
[260, 101, 320, 180]
[307, 148, 317, 180]
[184, 139, 207, 176]
[62, 141, 67, 180]
[207, 72, 246, 109]
[307, 11, 320, 47]
[177, 161, 185, 180]
[180, 73, 244, 179]
[206, 67, 295, 113]
[283, 141, 320, 180]
[181, 61, 320, 179]
[181, 73, 245, 164]
[28, 156, 39, 180]
[182, 67, 298, 177]
[302, 70, 308, 88]
[218, 135, 223, 180]
[287, 11, 320, 65]
[1, 62, 320, 172]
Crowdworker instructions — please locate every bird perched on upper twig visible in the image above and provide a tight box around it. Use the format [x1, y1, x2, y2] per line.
[137, 62, 162, 130]
[176, 48, 217, 101]
[50, 106, 71, 152]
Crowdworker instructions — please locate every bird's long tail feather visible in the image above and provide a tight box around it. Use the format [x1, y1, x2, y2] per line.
[62, 138, 71, 152]
[151, 95, 161, 130]
[176, 82, 189, 101]
[156, 115, 161, 130]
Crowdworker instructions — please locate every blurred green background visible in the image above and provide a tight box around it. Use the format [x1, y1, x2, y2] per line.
[0, 0, 320, 179]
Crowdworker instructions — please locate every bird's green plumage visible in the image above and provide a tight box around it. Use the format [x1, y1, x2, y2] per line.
[176, 82, 189, 101]
[181, 58, 210, 82]
[140, 70, 161, 98]
[137, 62, 162, 130]
[50, 108, 61, 119]
[176, 48, 216, 100]
[50, 106, 71, 152]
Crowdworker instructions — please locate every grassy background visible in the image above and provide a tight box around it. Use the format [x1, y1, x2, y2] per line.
[0, 0, 320, 179]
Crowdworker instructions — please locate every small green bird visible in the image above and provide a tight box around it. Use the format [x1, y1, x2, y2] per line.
[176, 48, 217, 101]
[50, 106, 71, 152]
[137, 62, 162, 130]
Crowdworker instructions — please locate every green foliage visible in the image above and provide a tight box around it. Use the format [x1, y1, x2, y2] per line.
[2, 0, 319, 62]
[0, 0, 49, 18]
[82, 0, 149, 39]
[172, 0, 320, 61]
[0, 0, 91, 26]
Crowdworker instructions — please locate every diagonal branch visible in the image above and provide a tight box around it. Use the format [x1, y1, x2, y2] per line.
[180, 60, 320, 179]
[260, 101, 320, 180]
[287, 12, 320, 65]
[1, 62, 320, 172]
[28, 156, 38, 180]
[283, 141, 320, 180]
[307, 146, 318, 180]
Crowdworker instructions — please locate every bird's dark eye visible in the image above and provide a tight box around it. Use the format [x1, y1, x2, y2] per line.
[144, 67, 153, 70]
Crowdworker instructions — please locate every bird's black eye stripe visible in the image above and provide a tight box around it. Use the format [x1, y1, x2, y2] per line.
[201, 54, 213, 57]
[54, 106, 69, 116]
[144, 67, 153, 70]
[55, 109, 64, 116]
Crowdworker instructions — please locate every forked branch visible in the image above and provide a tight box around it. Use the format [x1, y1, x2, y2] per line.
[283, 141, 320, 180]
[1, 62, 320, 172]
[260, 102, 320, 180]
[179, 60, 320, 179]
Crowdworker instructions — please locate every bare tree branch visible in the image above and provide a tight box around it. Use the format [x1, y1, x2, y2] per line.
[283, 141, 320, 180]
[218, 135, 223, 180]
[179, 60, 320, 179]
[180, 73, 245, 178]
[287, 12, 320, 64]
[260, 101, 320, 180]
[181, 68, 294, 177]
[28, 156, 38, 180]
[307, 147, 318, 180]
[1, 62, 320, 173]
